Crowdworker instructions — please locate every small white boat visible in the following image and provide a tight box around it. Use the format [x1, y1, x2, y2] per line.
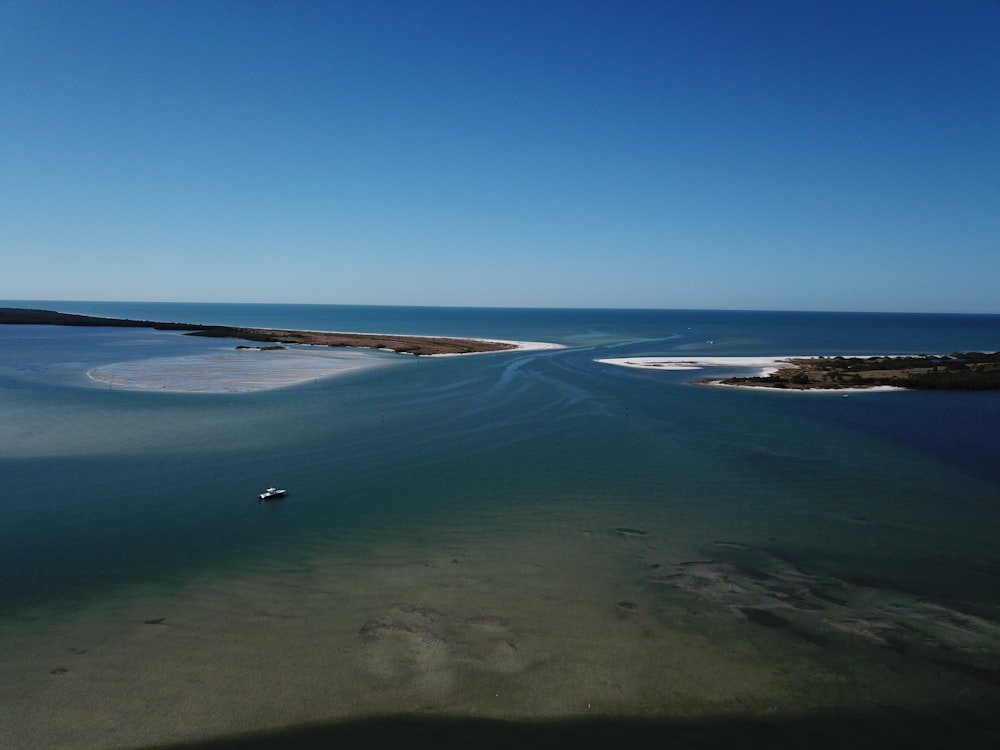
[258, 487, 287, 501]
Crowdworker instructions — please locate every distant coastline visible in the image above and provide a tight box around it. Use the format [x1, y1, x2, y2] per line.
[0, 307, 540, 356]
[598, 354, 1000, 391]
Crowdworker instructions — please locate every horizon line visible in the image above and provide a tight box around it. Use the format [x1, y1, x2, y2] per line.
[2, 298, 999, 317]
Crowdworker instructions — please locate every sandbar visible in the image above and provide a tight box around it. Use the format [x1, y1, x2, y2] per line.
[86, 339, 563, 393]
[597, 356, 804, 376]
[186, 326, 560, 356]
[1, 307, 560, 357]
[5, 307, 563, 393]
[87, 348, 393, 393]
[598, 353, 1000, 391]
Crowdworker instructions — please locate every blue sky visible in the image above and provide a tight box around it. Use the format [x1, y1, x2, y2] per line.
[2, 1, 998, 312]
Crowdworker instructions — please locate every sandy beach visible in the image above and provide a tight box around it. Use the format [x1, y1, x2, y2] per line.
[596, 356, 804, 376]
[428, 337, 564, 355]
[596, 356, 907, 392]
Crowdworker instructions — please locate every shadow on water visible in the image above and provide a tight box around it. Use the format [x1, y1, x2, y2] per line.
[150, 708, 1000, 750]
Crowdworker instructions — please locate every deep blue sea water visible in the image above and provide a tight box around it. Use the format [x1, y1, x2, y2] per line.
[2, 302, 999, 747]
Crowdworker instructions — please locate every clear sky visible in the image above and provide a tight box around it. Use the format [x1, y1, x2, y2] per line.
[2, 1, 998, 312]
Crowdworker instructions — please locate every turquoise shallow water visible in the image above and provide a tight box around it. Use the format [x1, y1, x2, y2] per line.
[1, 303, 999, 748]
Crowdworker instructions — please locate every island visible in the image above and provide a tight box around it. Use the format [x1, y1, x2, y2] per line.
[597, 353, 1000, 390]
[0, 307, 517, 356]
[711, 353, 1000, 391]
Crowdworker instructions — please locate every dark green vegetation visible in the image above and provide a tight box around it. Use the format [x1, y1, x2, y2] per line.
[717, 353, 1000, 391]
[0, 306, 210, 331]
[0, 307, 514, 356]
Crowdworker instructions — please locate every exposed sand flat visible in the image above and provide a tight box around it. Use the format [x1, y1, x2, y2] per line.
[596, 356, 804, 376]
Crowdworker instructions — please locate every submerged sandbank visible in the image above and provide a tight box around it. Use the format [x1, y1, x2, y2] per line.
[87, 339, 562, 393]
[87, 348, 392, 393]
[5, 512, 999, 748]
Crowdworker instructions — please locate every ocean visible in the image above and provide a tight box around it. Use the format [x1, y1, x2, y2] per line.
[2, 302, 999, 749]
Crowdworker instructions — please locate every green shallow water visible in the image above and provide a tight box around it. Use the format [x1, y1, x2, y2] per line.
[1, 308, 999, 748]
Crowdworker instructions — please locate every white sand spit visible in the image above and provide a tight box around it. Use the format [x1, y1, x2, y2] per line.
[596, 356, 906, 392]
[596, 356, 803, 376]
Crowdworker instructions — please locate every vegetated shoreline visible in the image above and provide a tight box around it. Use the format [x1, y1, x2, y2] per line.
[711, 354, 1000, 391]
[0, 307, 524, 356]
[598, 354, 1000, 390]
